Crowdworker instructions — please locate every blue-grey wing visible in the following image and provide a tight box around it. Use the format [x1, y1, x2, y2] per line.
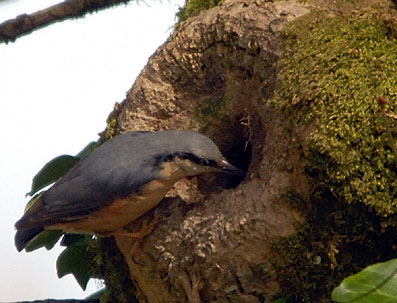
[17, 132, 161, 228]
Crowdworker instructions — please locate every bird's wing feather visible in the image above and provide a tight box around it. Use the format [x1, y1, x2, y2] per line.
[17, 132, 161, 228]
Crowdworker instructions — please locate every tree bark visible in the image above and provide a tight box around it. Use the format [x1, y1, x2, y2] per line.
[112, 0, 312, 302]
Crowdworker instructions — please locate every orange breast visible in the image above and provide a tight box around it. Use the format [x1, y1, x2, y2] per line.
[48, 178, 175, 234]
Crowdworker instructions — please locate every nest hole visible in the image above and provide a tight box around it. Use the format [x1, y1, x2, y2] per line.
[218, 139, 252, 189]
[197, 117, 261, 192]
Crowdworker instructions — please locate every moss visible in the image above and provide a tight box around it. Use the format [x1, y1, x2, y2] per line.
[192, 96, 236, 135]
[100, 113, 118, 143]
[268, 5, 397, 302]
[99, 102, 122, 144]
[270, 10, 397, 216]
[176, 0, 223, 25]
[88, 237, 138, 303]
[195, 96, 228, 122]
[273, 188, 396, 303]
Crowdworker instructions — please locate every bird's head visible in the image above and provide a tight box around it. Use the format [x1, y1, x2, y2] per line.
[154, 131, 243, 179]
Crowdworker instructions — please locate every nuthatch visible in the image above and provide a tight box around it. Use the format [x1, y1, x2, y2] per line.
[15, 130, 242, 251]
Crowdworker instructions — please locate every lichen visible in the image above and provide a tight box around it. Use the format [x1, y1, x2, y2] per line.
[271, 9, 397, 216]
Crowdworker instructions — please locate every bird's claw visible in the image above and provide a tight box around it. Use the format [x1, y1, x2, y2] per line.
[110, 215, 160, 257]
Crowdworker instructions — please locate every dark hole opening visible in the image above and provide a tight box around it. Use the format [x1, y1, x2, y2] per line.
[197, 137, 251, 192]
[217, 140, 252, 189]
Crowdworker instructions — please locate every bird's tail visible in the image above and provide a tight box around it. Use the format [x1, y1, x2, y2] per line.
[15, 227, 44, 252]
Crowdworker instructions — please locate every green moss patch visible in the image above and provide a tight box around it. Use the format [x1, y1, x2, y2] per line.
[272, 10, 397, 215]
[176, 0, 223, 25]
[88, 237, 138, 303]
[269, 7, 397, 302]
[273, 188, 395, 303]
[195, 96, 228, 122]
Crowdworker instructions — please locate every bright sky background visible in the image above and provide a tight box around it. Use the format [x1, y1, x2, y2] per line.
[0, 0, 184, 300]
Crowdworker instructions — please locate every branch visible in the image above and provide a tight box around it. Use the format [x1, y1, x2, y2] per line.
[6, 300, 99, 303]
[0, 0, 132, 44]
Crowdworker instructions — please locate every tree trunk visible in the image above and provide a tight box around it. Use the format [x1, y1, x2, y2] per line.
[111, 1, 310, 302]
[98, 0, 397, 302]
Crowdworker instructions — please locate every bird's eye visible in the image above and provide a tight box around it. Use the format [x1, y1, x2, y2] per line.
[208, 160, 217, 167]
[200, 159, 218, 167]
[201, 159, 209, 166]
[165, 154, 175, 161]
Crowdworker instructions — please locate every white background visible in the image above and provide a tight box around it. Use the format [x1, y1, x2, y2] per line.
[0, 0, 183, 300]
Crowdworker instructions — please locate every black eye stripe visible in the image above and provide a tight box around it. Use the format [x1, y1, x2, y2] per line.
[160, 152, 219, 168]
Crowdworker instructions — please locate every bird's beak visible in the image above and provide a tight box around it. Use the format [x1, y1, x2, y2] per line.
[219, 159, 244, 176]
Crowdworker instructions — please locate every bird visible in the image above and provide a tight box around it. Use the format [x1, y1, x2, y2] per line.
[15, 130, 242, 252]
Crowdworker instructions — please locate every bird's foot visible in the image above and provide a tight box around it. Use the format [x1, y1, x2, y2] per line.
[177, 270, 203, 303]
[111, 215, 160, 256]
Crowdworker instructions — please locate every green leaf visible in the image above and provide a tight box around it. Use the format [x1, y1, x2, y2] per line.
[26, 141, 96, 197]
[27, 155, 80, 196]
[332, 259, 397, 303]
[273, 298, 288, 303]
[76, 141, 97, 159]
[23, 141, 98, 255]
[56, 242, 95, 290]
[60, 234, 87, 246]
[25, 230, 63, 252]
